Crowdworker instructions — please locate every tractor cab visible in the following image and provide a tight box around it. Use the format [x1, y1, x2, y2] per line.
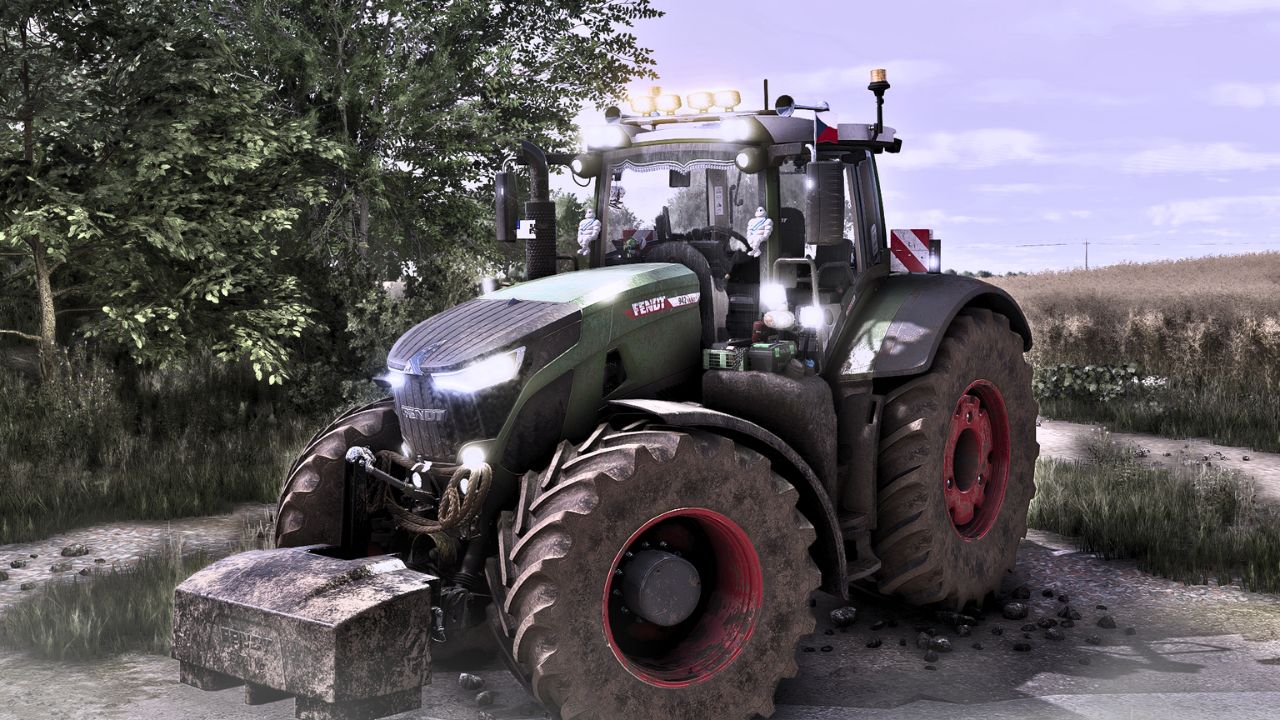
[567, 78, 904, 371]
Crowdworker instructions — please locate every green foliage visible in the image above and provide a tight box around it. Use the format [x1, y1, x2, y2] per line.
[0, 358, 316, 544]
[1033, 363, 1141, 403]
[1, 523, 271, 659]
[1031, 436, 1280, 593]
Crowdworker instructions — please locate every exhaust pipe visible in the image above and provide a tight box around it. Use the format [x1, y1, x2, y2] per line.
[520, 140, 557, 281]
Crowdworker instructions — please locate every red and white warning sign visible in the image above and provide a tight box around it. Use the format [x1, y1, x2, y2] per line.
[889, 228, 932, 273]
[626, 292, 700, 318]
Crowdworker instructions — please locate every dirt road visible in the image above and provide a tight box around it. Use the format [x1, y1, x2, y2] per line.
[1036, 419, 1280, 503]
[3, 526, 1279, 720]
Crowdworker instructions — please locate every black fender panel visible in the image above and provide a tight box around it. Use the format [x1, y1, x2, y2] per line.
[609, 398, 848, 600]
[834, 273, 1033, 381]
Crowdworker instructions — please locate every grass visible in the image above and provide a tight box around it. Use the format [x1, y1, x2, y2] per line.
[1030, 435, 1280, 593]
[990, 252, 1280, 451]
[0, 520, 272, 660]
[0, 355, 322, 545]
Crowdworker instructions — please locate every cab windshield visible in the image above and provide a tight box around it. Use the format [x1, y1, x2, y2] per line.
[601, 146, 762, 254]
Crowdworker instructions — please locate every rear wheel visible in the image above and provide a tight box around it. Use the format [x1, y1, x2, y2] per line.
[490, 425, 819, 720]
[873, 308, 1038, 609]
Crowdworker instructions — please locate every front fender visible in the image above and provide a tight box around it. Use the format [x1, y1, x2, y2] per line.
[833, 273, 1032, 381]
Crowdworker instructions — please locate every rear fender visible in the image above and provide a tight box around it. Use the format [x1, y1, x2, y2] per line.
[609, 398, 848, 600]
[831, 273, 1032, 381]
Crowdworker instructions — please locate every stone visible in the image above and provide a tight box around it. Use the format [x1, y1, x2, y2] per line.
[830, 606, 858, 628]
[61, 544, 89, 558]
[10, 560, 26, 569]
[50, 561, 72, 573]
[94, 558, 106, 564]
[971, 642, 984, 650]
[870, 620, 886, 631]
[0, 571, 7, 581]
[1061, 619, 1075, 628]
[923, 650, 939, 663]
[916, 632, 932, 649]
[1021, 623, 1038, 632]
[1125, 627, 1137, 636]
[1044, 628, 1065, 641]
[1013, 642, 1032, 652]
[866, 638, 882, 649]
[1037, 617, 1059, 629]
[820, 645, 833, 652]
[20, 582, 36, 590]
[925, 665, 937, 671]
[803, 646, 816, 653]
[1096, 604, 1107, 611]
[1086, 634, 1102, 645]
[475, 691, 495, 707]
[823, 629, 834, 636]
[459, 673, 484, 691]
[1002, 602, 1029, 620]
[1041, 589, 1055, 597]
[1097, 615, 1117, 629]
[29, 554, 37, 559]
[78, 568, 90, 576]
[1011, 586, 1031, 600]
[1057, 605, 1082, 620]
[1244, 455, 1252, 461]
[991, 627, 1004, 636]
[958, 625, 972, 637]
[1057, 593, 1069, 603]
[930, 637, 953, 653]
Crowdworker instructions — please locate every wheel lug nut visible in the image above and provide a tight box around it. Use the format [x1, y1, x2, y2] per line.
[620, 606, 630, 614]
[658, 541, 668, 549]
[624, 551, 633, 559]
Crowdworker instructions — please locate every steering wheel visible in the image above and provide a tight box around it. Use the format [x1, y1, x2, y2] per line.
[696, 226, 750, 256]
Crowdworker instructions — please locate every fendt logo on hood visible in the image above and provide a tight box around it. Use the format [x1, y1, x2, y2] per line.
[626, 292, 700, 319]
[402, 406, 446, 422]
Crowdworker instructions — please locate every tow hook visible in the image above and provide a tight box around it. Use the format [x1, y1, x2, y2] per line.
[431, 605, 447, 643]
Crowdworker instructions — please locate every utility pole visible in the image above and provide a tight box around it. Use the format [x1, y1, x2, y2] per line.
[1084, 239, 1090, 270]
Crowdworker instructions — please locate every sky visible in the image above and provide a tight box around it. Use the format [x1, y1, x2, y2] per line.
[560, 0, 1280, 273]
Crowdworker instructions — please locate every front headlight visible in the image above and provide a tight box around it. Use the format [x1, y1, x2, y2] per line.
[432, 347, 526, 393]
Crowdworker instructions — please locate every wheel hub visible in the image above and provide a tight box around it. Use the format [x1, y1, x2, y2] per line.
[603, 508, 763, 687]
[620, 550, 702, 627]
[942, 379, 1012, 540]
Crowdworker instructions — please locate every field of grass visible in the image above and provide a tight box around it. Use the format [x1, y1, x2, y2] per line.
[1030, 435, 1280, 593]
[990, 252, 1280, 452]
[0, 519, 272, 660]
[0, 356, 323, 545]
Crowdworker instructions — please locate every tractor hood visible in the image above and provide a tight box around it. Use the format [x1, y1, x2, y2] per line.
[483, 263, 697, 314]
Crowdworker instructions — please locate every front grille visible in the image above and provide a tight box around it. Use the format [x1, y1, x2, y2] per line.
[393, 375, 522, 461]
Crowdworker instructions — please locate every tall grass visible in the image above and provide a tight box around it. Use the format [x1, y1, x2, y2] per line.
[0, 355, 320, 544]
[1030, 436, 1280, 593]
[0, 520, 272, 660]
[991, 253, 1280, 451]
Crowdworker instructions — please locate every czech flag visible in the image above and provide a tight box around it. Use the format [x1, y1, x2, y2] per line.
[816, 113, 839, 144]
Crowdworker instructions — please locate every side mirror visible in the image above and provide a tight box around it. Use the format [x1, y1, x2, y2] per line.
[495, 171, 518, 243]
[669, 169, 691, 188]
[805, 160, 845, 246]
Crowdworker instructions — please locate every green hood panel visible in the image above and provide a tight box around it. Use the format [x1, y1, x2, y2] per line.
[484, 263, 696, 313]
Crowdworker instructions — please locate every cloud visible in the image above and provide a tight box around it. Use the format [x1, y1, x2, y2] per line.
[901, 209, 999, 226]
[893, 129, 1054, 170]
[973, 183, 1048, 194]
[1121, 143, 1280, 173]
[972, 78, 1142, 107]
[1211, 82, 1280, 108]
[1148, 194, 1280, 225]
[1043, 210, 1094, 222]
[1125, 0, 1280, 16]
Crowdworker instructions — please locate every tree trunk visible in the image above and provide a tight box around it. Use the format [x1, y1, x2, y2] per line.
[29, 237, 59, 380]
[20, 16, 59, 380]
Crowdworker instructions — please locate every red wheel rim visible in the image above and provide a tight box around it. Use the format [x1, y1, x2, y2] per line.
[942, 379, 1011, 540]
[601, 508, 763, 687]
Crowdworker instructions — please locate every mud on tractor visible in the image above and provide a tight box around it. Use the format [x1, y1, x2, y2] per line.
[172, 70, 1038, 720]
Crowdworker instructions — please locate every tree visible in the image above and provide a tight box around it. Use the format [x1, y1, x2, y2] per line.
[1, 0, 341, 384]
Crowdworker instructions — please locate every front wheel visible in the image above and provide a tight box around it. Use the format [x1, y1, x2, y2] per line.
[873, 308, 1039, 609]
[490, 425, 820, 720]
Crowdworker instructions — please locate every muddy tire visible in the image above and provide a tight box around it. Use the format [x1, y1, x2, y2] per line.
[873, 308, 1038, 609]
[489, 425, 819, 720]
[275, 399, 401, 548]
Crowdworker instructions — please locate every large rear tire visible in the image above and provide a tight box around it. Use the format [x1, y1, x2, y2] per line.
[275, 399, 401, 548]
[873, 308, 1038, 609]
[490, 425, 819, 720]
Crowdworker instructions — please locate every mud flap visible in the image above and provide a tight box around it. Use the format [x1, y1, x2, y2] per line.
[172, 547, 436, 720]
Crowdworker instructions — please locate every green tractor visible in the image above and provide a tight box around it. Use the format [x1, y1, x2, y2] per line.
[172, 70, 1038, 720]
